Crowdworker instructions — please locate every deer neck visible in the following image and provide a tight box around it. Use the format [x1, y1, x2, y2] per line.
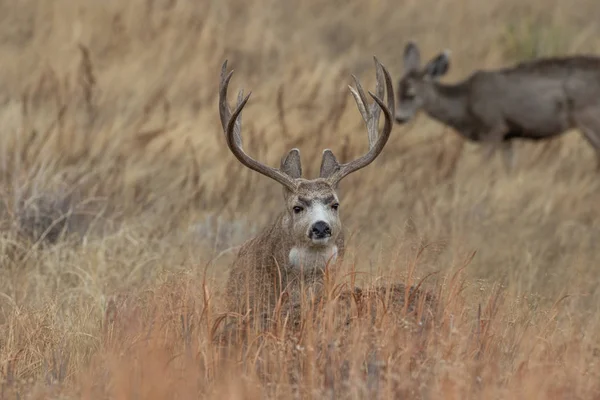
[277, 214, 338, 276]
[288, 245, 338, 273]
[423, 81, 470, 133]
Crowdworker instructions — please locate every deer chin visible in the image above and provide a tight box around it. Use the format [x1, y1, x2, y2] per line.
[288, 244, 338, 272]
[309, 236, 333, 246]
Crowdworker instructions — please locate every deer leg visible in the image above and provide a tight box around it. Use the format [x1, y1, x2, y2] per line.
[481, 142, 497, 160]
[573, 108, 600, 170]
[581, 129, 600, 170]
[500, 140, 516, 174]
[479, 138, 502, 167]
[480, 137, 512, 173]
[575, 116, 600, 170]
[479, 124, 511, 171]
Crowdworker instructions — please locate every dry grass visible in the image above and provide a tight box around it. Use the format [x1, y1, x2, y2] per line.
[0, 0, 599, 398]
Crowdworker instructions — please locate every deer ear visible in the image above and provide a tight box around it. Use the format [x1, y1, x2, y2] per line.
[424, 50, 450, 80]
[280, 148, 302, 179]
[319, 149, 340, 180]
[403, 41, 421, 73]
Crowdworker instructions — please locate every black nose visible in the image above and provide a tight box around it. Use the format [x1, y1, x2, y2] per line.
[310, 221, 331, 239]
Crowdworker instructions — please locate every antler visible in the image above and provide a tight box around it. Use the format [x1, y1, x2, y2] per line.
[219, 60, 297, 192]
[322, 57, 395, 186]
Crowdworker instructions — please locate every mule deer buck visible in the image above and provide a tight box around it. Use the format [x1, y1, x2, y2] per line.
[219, 57, 394, 319]
[395, 41, 600, 171]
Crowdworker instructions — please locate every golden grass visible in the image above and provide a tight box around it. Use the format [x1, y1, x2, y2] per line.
[0, 0, 599, 398]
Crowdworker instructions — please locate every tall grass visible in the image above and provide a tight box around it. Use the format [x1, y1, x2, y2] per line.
[0, 0, 599, 398]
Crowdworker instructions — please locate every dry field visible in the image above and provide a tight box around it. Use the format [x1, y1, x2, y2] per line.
[0, 0, 599, 398]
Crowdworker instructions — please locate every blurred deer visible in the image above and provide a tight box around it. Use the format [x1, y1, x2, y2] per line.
[395, 41, 600, 171]
[219, 57, 394, 318]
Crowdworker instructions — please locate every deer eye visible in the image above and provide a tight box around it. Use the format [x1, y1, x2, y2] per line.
[293, 206, 304, 214]
[331, 203, 339, 211]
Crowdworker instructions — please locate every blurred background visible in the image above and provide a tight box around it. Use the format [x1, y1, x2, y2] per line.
[0, 0, 599, 370]
[1, 0, 600, 295]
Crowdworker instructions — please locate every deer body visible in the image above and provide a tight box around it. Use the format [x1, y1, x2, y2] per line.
[225, 181, 346, 313]
[396, 42, 600, 170]
[218, 58, 395, 317]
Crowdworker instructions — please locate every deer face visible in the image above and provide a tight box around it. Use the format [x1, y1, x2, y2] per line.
[396, 73, 426, 123]
[396, 41, 450, 123]
[284, 180, 341, 247]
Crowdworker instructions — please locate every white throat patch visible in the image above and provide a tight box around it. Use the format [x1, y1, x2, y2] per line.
[288, 245, 338, 272]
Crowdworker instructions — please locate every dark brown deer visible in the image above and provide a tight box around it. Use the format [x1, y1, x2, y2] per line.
[219, 57, 395, 319]
[395, 41, 600, 171]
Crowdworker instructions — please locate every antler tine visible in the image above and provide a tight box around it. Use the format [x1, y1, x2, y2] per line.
[367, 59, 385, 147]
[349, 75, 369, 123]
[218, 60, 297, 192]
[348, 59, 387, 148]
[327, 57, 395, 186]
[219, 61, 246, 149]
[219, 60, 234, 130]
[381, 58, 395, 120]
[233, 88, 244, 148]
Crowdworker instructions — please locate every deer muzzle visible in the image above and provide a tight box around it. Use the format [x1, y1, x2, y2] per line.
[309, 221, 332, 240]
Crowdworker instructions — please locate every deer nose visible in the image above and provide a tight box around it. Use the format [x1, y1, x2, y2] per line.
[310, 221, 331, 239]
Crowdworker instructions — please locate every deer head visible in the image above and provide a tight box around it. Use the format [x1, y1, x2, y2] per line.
[396, 41, 451, 124]
[218, 57, 394, 251]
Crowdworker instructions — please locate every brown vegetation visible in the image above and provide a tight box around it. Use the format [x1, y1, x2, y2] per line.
[0, 0, 599, 398]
